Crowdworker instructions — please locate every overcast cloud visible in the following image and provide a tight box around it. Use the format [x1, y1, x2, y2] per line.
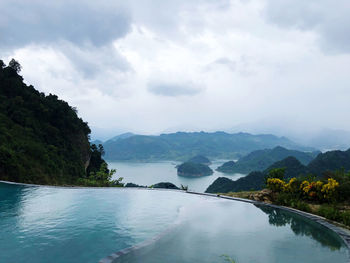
[1, 0, 349, 141]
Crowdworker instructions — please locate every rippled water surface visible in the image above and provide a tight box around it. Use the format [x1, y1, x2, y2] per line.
[0, 182, 348, 263]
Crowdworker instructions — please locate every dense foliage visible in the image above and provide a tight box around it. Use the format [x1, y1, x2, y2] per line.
[266, 175, 339, 203]
[151, 182, 179, 189]
[0, 60, 92, 184]
[103, 132, 313, 161]
[0, 59, 118, 186]
[308, 149, 350, 176]
[216, 146, 320, 174]
[177, 162, 213, 177]
[187, 155, 211, 165]
[216, 161, 236, 173]
[78, 144, 124, 187]
[206, 149, 350, 193]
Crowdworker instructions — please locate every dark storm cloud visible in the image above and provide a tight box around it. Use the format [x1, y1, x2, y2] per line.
[264, 0, 350, 53]
[0, 0, 133, 75]
[148, 82, 202, 97]
[0, 0, 131, 48]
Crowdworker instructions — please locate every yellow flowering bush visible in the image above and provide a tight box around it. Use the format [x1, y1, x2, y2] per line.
[284, 178, 299, 193]
[300, 180, 310, 193]
[321, 178, 339, 202]
[266, 178, 286, 192]
[300, 180, 324, 200]
[267, 176, 340, 203]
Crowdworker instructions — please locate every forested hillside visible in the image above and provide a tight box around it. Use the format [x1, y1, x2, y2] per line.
[206, 149, 350, 193]
[0, 59, 92, 185]
[216, 146, 320, 174]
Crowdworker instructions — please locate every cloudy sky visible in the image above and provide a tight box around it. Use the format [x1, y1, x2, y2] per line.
[1, 0, 350, 140]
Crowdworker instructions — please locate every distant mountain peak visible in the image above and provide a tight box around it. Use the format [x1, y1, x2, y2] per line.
[106, 132, 135, 142]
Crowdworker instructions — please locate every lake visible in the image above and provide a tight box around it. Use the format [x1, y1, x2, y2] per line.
[108, 160, 245, 192]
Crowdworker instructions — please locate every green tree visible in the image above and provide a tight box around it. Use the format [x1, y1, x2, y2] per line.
[265, 168, 285, 183]
[9, 58, 21, 73]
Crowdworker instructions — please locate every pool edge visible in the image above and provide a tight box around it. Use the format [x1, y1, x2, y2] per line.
[99, 190, 350, 263]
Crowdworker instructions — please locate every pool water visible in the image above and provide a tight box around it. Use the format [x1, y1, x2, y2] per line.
[0, 182, 348, 263]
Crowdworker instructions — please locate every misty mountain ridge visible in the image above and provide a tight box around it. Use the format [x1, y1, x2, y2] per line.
[102, 131, 316, 161]
[216, 146, 320, 174]
[104, 132, 136, 143]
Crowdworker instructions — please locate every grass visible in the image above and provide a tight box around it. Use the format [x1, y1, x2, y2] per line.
[220, 191, 258, 199]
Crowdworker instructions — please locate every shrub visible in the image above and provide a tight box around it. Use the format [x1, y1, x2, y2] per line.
[274, 192, 311, 212]
[341, 211, 350, 226]
[275, 192, 293, 206]
[325, 170, 350, 202]
[267, 178, 286, 192]
[294, 200, 311, 212]
[265, 168, 285, 184]
[317, 205, 341, 222]
[321, 178, 339, 202]
[284, 177, 299, 194]
[180, 184, 188, 191]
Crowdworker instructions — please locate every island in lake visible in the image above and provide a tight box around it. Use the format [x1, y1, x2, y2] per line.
[177, 162, 213, 177]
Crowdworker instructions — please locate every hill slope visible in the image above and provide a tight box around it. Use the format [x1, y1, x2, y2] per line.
[206, 149, 350, 193]
[217, 146, 319, 174]
[104, 132, 314, 161]
[0, 60, 91, 185]
[207, 157, 307, 193]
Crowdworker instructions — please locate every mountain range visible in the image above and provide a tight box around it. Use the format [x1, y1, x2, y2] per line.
[102, 131, 315, 161]
[216, 146, 320, 174]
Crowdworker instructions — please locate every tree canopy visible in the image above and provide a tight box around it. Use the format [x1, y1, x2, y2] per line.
[8, 58, 21, 73]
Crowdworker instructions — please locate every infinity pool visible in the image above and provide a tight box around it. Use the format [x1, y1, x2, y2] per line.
[0, 182, 348, 263]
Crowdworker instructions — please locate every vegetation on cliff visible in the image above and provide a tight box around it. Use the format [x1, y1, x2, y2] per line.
[177, 162, 213, 177]
[216, 146, 319, 174]
[0, 59, 119, 186]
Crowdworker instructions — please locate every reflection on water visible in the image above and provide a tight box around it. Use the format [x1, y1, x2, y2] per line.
[111, 199, 349, 263]
[256, 205, 345, 250]
[0, 182, 26, 216]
